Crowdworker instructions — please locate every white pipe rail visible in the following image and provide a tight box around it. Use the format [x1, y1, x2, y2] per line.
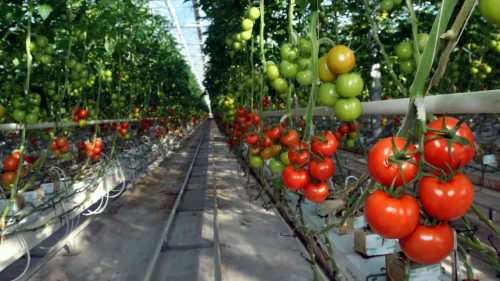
[0, 118, 159, 132]
[263, 90, 500, 117]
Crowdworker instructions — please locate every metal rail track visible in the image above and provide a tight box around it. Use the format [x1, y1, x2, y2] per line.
[142, 120, 222, 281]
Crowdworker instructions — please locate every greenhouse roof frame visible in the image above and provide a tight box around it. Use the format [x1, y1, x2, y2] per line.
[148, 0, 209, 91]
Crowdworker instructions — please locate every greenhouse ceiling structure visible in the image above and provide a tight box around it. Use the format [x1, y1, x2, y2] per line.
[148, 0, 208, 92]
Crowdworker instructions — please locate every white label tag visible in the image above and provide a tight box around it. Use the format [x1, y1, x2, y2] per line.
[409, 263, 441, 281]
[23, 191, 38, 203]
[41, 182, 55, 194]
[353, 216, 366, 229]
[364, 234, 396, 256]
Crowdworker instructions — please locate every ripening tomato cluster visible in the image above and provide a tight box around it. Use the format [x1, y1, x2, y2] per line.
[78, 139, 103, 161]
[244, 121, 339, 203]
[334, 121, 360, 148]
[50, 137, 73, 160]
[364, 117, 476, 265]
[155, 129, 165, 139]
[72, 107, 89, 128]
[262, 97, 270, 108]
[224, 107, 261, 148]
[116, 122, 131, 139]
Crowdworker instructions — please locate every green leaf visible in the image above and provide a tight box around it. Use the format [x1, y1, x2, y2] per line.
[104, 35, 117, 53]
[37, 4, 53, 21]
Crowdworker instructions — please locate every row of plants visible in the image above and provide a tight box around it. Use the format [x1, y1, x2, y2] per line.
[202, 0, 499, 279]
[0, 0, 209, 256]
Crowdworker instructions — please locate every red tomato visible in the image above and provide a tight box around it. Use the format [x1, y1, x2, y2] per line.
[59, 144, 70, 153]
[368, 137, 419, 188]
[364, 190, 420, 239]
[237, 108, 246, 116]
[338, 124, 349, 135]
[91, 154, 101, 162]
[252, 113, 260, 124]
[260, 134, 272, 147]
[267, 125, 282, 141]
[424, 117, 475, 172]
[245, 133, 259, 146]
[311, 131, 338, 157]
[280, 129, 299, 147]
[348, 120, 361, 132]
[309, 157, 335, 181]
[245, 112, 252, 120]
[3, 156, 20, 171]
[288, 142, 309, 167]
[304, 181, 329, 203]
[78, 109, 89, 119]
[236, 116, 246, 124]
[399, 223, 454, 265]
[120, 122, 129, 129]
[77, 141, 84, 150]
[55, 137, 68, 148]
[72, 115, 80, 122]
[94, 139, 103, 148]
[281, 166, 309, 191]
[333, 130, 342, 141]
[2, 171, 16, 185]
[93, 147, 102, 154]
[85, 142, 93, 151]
[419, 172, 474, 221]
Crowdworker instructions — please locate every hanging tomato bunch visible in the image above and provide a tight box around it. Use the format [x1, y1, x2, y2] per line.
[364, 116, 476, 265]
[50, 137, 73, 160]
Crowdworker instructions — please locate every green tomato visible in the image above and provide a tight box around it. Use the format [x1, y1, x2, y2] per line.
[75, 63, 85, 72]
[28, 94, 42, 105]
[380, 0, 394, 11]
[266, 65, 280, 80]
[36, 36, 49, 48]
[78, 119, 87, 128]
[269, 158, 286, 173]
[272, 78, 289, 93]
[470, 67, 479, 75]
[298, 57, 311, 70]
[280, 151, 291, 166]
[479, 0, 500, 25]
[393, 0, 403, 4]
[395, 42, 414, 60]
[399, 60, 415, 74]
[416, 33, 429, 53]
[13, 97, 27, 109]
[334, 97, 362, 121]
[288, 48, 299, 61]
[124, 134, 131, 140]
[241, 30, 252, 41]
[47, 81, 56, 89]
[12, 109, 26, 122]
[61, 152, 73, 160]
[233, 42, 241, 50]
[296, 70, 313, 86]
[45, 45, 55, 55]
[241, 19, 254, 31]
[336, 73, 364, 98]
[0, 105, 5, 118]
[249, 156, 264, 168]
[299, 38, 312, 55]
[29, 42, 38, 54]
[248, 7, 260, 20]
[318, 83, 340, 107]
[345, 139, 355, 148]
[281, 44, 292, 60]
[280, 60, 298, 78]
[25, 113, 39, 124]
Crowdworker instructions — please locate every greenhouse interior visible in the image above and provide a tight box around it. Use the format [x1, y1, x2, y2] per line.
[0, 0, 499, 280]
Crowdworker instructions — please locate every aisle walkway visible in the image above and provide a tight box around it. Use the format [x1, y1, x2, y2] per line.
[152, 122, 314, 281]
[19, 121, 315, 281]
